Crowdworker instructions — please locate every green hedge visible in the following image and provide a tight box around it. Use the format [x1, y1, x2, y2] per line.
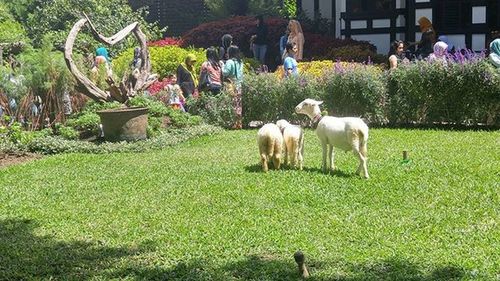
[112, 46, 206, 79]
[387, 60, 500, 125]
[240, 61, 499, 126]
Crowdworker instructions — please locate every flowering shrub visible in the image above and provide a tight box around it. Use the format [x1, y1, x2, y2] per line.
[242, 73, 322, 124]
[303, 34, 377, 60]
[181, 16, 379, 66]
[148, 37, 183, 47]
[274, 60, 358, 78]
[240, 58, 499, 126]
[322, 63, 387, 124]
[387, 58, 500, 125]
[326, 45, 387, 64]
[187, 92, 236, 128]
[181, 16, 288, 64]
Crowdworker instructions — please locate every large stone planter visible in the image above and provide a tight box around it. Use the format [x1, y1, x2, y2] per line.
[97, 107, 149, 142]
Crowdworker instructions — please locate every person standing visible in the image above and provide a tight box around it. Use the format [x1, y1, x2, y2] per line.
[176, 54, 198, 99]
[222, 46, 244, 129]
[287, 20, 305, 61]
[415, 17, 436, 59]
[283, 43, 298, 78]
[199, 47, 223, 95]
[219, 34, 233, 63]
[279, 27, 290, 62]
[252, 15, 268, 65]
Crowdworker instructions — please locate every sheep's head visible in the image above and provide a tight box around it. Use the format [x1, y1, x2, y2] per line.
[276, 119, 290, 133]
[295, 99, 323, 119]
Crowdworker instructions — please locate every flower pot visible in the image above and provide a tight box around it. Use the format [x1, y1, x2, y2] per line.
[97, 107, 149, 142]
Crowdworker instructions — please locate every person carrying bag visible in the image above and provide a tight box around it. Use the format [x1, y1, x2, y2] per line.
[198, 47, 223, 95]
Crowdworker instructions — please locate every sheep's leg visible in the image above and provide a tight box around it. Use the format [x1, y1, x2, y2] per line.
[352, 145, 369, 179]
[298, 138, 304, 170]
[273, 153, 281, 170]
[291, 141, 298, 169]
[283, 141, 289, 166]
[321, 142, 328, 173]
[329, 145, 334, 172]
[261, 154, 268, 172]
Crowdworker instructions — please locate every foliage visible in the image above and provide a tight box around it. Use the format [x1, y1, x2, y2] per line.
[2, 0, 163, 53]
[128, 95, 203, 128]
[327, 45, 387, 64]
[242, 72, 322, 124]
[387, 59, 500, 125]
[24, 124, 222, 154]
[279, 0, 297, 19]
[148, 37, 183, 47]
[65, 101, 122, 136]
[243, 59, 499, 126]
[322, 63, 387, 124]
[0, 3, 29, 45]
[187, 91, 236, 128]
[0, 129, 498, 279]
[181, 16, 378, 66]
[55, 123, 79, 140]
[303, 33, 377, 61]
[0, 65, 28, 100]
[113, 46, 206, 79]
[204, 0, 281, 19]
[182, 16, 288, 65]
[17, 40, 75, 98]
[0, 121, 52, 147]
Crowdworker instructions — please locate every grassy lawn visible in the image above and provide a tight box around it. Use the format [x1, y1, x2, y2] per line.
[0, 128, 498, 280]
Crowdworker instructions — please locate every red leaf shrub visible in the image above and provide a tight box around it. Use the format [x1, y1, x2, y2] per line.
[303, 33, 377, 60]
[181, 16, 288, 67]
[181, 16, 379, 66]
[147, 77, 174, 95]
[148, 37, 183, 47]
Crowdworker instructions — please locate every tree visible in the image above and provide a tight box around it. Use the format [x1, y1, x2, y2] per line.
[2, 0, 162, 53]
[204, 0, 281, 18]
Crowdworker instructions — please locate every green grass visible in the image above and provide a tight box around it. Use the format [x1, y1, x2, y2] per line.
[0, 129, 498, 280]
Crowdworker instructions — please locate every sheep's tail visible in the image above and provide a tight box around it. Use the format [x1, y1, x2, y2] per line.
[359, 128, 368, 158]
[267, 136, 276, 157]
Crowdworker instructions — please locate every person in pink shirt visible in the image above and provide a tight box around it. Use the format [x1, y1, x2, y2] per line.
[198, 47, 223, 95]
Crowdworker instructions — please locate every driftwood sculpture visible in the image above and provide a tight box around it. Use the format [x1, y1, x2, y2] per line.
[64, 14, 157, 103]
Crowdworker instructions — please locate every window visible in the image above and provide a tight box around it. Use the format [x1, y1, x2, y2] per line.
[434, 0, 472, 31]
[348, 0, 392, 14]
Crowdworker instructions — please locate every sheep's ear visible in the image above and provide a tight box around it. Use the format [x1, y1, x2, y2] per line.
[315, 100, 324, 105]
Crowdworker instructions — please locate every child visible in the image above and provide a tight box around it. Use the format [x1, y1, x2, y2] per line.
[164, 74, 185, 112]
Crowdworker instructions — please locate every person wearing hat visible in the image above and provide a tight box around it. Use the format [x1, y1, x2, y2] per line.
[176, 53, 198, 99]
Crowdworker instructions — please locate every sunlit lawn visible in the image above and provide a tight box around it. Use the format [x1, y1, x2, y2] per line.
[0, 128, 498, 280]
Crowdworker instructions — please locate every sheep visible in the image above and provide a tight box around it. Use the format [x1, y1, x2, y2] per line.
[276, 119, 304, 170]
[295, 98, 369, 178]
[257, 123, 284, 172]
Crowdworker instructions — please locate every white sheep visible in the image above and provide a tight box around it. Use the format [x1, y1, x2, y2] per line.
[257, 123, 284, 172]
[276, 119, 304, 170]
[295, 99, 369, 178]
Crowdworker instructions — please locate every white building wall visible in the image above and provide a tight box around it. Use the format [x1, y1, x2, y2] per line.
[352, 34, 391, 54]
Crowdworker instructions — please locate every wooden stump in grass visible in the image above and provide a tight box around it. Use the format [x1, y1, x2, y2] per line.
[294, 251, 310, 278]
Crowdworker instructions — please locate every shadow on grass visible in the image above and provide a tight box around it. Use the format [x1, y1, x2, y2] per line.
[244, 164, 354, 178]
[302, 166, 353, 178]
[110, 254, 299, 280]
[0, 218, 151, 280]
[0, 219, 468, 280]
[331, 258, 466, 281]
[111, 254, 466, 280]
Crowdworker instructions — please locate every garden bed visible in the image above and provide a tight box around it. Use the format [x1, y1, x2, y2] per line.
[0, 152, 42, 169]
